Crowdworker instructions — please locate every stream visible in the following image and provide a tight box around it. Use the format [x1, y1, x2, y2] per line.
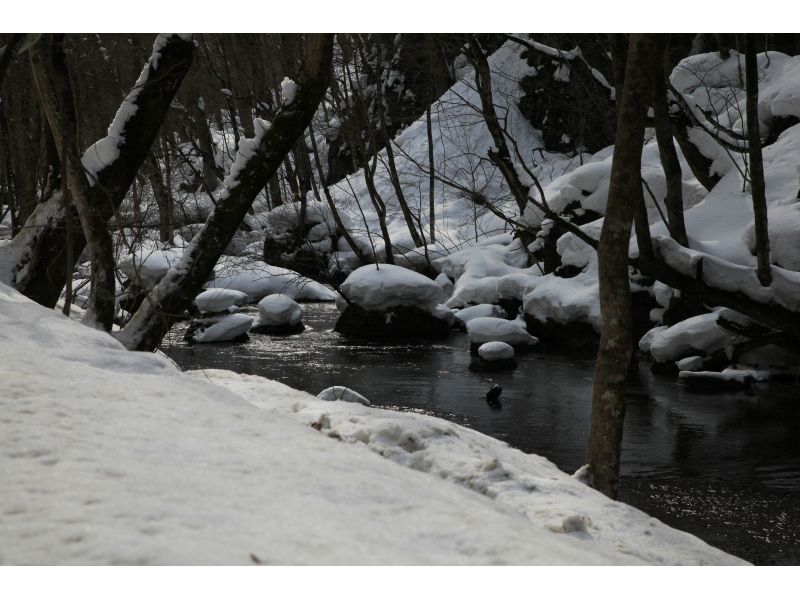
[163, 302, 800, 565]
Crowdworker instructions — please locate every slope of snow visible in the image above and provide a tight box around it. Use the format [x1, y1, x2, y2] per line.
[0, 282, 743, 565]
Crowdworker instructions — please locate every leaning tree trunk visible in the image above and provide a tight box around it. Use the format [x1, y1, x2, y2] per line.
[586, 34, 657, 499]
[0, 34, 194, 308]
[30, 34, 117, 330]
[745, 34, 772, 287]
[116, 34, 334, 352]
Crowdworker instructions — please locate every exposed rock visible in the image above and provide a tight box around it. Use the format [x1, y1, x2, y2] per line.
[334, 303, 451, 340]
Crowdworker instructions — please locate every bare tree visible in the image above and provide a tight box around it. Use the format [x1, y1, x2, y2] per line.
[586, 34, 657, 499]
[745, 34, 772, 286]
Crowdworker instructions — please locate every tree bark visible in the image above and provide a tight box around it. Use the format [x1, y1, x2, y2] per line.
[586, 34, 657, 499]
[745, 34, 772, 287]
[652, 36, 688, 246]
[426, 105, 436, 244]
[30, 34, 116, 331]
[117, 34, 333, 352]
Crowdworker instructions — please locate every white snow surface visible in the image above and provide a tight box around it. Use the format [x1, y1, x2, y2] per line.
[255, 293, 302, 327]
[454, 303, 506, 325]
[207, 256, 336, 302]
[478, 341, 515, 361]
[466, 316, 538, 347]
[0, 282, 743, 564]
[191, 313, 253, 343]
[340, 264, 443, 313]
[194, 288, 249, 313]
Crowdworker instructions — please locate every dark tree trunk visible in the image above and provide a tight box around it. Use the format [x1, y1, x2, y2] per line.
[30, 34, 116, 331]
[117, 34, 334, 352]
[652, 36, 688, 247]
[426, 105, 436, 244]
[745, 34, 772, 287]
[586, 34, 657, 499]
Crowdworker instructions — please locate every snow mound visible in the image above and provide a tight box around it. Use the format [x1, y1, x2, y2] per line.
[478, 341, 514, 361]
[644, 311, 738, 363]
[191, 313, 253, 343]
[194, 288, 249, 313]
[119, 246, 184, 289]
[316, 386, 371, 406]
[207, 257, 336, 302]
[0, 282, 744, 565]
[467, 317, 537, 347]
[256, 294, 302, 327]
[340, 264, 443, 313]
[454, 303, 506, 325]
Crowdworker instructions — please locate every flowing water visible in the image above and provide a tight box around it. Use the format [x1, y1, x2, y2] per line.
[164, 303, 800, 565]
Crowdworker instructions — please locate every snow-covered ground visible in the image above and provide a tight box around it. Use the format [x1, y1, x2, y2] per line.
[0, 281, 743, 565]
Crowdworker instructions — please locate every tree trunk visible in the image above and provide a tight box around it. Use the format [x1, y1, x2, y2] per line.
[30, 34, 116, 331]
[586, 34, 657, 499]
[745, 34, 772, 287]
[116, 34, 334, 352]
[426, 105, 436, 244]
[652, 36, 688, 246]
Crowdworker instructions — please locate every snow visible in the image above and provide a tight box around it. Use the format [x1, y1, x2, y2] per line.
[255, 293, 302, 327]
[190, 313, 253, 343]
[207, 256, 336, 302]
[676, 355, 704, 372]
[316, 386, 371, 406]
[645, 311, 739, 363]
[118, 245, 184, 290]
[339, 264, 443, 313]
[454, 303, 506, 325]
[466, 316, 538, 347]
[477, 341, 515, 361]
[0, 281, 743, 564]
[194, 288, 248, 313]
[280, 77, 298, 105]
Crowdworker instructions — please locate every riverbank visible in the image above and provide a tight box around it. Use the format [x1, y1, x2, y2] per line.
[0, 282, 743, 565]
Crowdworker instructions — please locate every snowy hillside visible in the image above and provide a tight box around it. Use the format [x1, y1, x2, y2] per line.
[0, 281, 743, 565]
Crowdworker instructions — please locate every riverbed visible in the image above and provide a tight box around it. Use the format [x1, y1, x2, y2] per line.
[163, 303, 800, 565]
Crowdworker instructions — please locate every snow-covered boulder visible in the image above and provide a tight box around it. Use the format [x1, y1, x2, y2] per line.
[335, 265, 451, 339]
[453, 304, 506, 329]
[119, 245, 184, 291]
[340, 264, 443, 313]
[194, 288, 249, 314]
[207, 257, 336, 302]
[470, 341, 517, 372]
[466, 317, 538, 349]
[251, 294, 304, 335]
[316, 386, 371, 406]
[646, 312, 738, 363]
[185, 313, 253, 343]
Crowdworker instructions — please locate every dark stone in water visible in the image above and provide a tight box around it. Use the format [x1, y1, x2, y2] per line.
[251, 321, 305, 335]
[334, 303, 451, 340]
[524, 314, 599, 355]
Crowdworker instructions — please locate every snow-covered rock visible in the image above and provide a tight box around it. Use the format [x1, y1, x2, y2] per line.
[187, 313, 253, 343]
[340, 264, 443, 313]
[467, 316, 538, 348]
[453, 303, 506, 326]
[252, 294, 304, 335]
[478, 341, 515, 361]
[194, 288, 249, 314]
[646, 312, 738, 363]
[316, 386, 371, 406]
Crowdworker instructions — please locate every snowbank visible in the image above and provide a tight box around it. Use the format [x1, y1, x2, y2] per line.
[207, 256, 336, 302]
[0, 281, 743, 564]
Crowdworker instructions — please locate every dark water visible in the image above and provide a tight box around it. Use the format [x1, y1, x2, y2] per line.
[163, 303, 800, 565]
